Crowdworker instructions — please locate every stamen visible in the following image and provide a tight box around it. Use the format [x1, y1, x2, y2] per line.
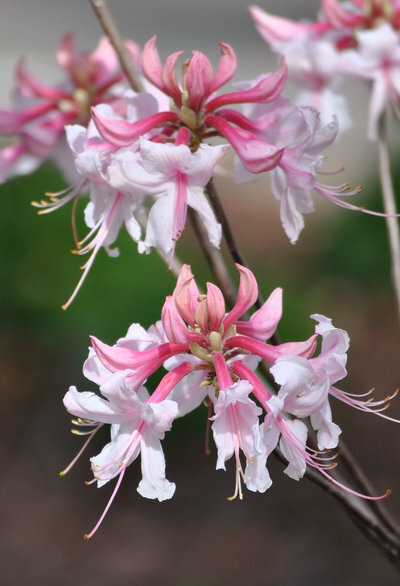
[59, 423, 103, 477]
[84, 467, 126, 540]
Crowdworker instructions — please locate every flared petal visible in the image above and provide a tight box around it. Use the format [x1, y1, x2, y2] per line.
[223, 264, 259, 333]
[137, 430, 176, 501]
[235, 287, 282, 341]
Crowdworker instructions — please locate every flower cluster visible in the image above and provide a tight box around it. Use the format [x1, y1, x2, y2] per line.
[250, 1, 400, 139]
[0, 34, 139, 184]
[30, 36, 378, 307]
[62, 264, 395, 538]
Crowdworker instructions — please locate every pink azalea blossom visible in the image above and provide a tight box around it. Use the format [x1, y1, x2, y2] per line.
[0, 34, 139, 183]
[63, 380, 178, 539]
[249, 5, 351, 129]
[63, 264, 394, 535]
[249, 2, 400, 137]
[109, 133, 227, 264]
[35, 97, 226, 304]
[233, 92, 378, 243]
[34, 98, 150, 309]
[91, 36, 288, 174]
[338, 23, 400, 139]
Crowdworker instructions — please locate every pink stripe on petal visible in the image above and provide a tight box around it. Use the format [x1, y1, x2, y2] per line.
[212, 351, 232, 390]
[215, 108, 262, 133]
[174, 171, 188, 241]
[149, 362, 193, 403]
[231, 360, 273, 403]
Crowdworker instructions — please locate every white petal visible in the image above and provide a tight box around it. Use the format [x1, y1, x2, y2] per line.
[245, 452, 272, 493]
[63, 386, 128, 424]
[137, 430, 175, 501]
[280, 418, 308, 480]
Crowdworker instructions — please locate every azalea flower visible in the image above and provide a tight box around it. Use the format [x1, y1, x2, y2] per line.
[63, 380, 178, 539]
[34, 97, 151, 308]
[0, 34, 139, 183]
[111, 134, 226, 264]
[91, 36, 288, 173]
[63, 264, 394, 536]
[35, 100, 226, 305]
[233, 92, 379, 243]
[338, 23, 400, 139]
[249, 1, 400, 137]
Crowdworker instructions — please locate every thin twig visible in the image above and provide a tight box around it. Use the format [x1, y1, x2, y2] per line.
[89, 0, 144, 93]
[378, 113, 400, 325]
[189, 208, 237, 310]
[205, 178, 280, 344]
[339, 439, 400, 537]
[273, 448, 400, 569]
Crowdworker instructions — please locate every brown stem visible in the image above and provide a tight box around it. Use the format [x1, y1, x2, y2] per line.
[205, 178, 280, 344]
[378, 113, 400, 325]
[273, 447, 400, 569]
[306, 463, 400, 569]
[339, 439, 400, 537]
[89, 0, 144, 93]
[189, 208, 237, 310]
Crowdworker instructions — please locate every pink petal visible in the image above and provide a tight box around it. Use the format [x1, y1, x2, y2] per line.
[161, 296, 190, 344]
[223, 264, 258, 333]
[206, 42, 237, 97]
[91, 107, 179, 146]
[184, 51, 213, 111]
[141, 36, 166, 92]
[206, 114, 283, 174]
[236, 287, 282, 341]
[205, 57, 287, 112]
[0, 102, 57, 134]
[268, 334, 318, 361]
[16, 59, 69, 101]
[173, 265, 200, 326]
[161, 51, 183, 106]
[90, 335, 188, 372]
[206, 282, 226, 332]
[56, 33, 76, 70]
[225, 333, 318, 363]
[322, 0, 369, 28]
[249, 5, 330, 43]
